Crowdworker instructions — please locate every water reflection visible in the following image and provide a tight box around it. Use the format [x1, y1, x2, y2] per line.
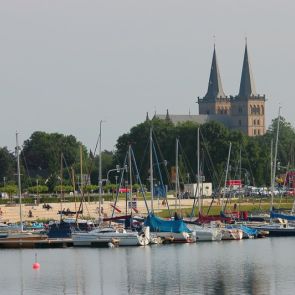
[0, 238, 294, 295]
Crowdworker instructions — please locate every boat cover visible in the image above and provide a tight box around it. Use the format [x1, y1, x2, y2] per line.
[226, 225, 258, 237]
[144, 214, 191, 233]
[270, 211, 295, 221]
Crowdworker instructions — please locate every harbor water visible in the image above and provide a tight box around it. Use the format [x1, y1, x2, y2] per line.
[0, 237, 294, 295]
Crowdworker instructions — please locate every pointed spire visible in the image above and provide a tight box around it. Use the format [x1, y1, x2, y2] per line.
[146, 112, 150, 122]
[238, 42, 257, 98]
[204, 46, 226, 100]
[165, 109, 171, 121]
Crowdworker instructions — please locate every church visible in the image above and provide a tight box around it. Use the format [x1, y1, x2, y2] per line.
[153, 43, 266, 136]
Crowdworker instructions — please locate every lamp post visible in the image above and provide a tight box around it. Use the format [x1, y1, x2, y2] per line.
[107, 165, 128, 183]
[114, 175, 118, 201]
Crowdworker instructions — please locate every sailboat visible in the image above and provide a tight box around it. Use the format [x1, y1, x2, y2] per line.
[185, 128, 222, 241]
[73, 125, 151, 246]
[251, 108, 295, 236]
[144, 129, 194, 243]
[0, 133, 47, 248]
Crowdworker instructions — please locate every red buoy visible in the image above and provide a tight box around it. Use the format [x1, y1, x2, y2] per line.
[32, 253, 40, 270]
[33, 262, 40, 270]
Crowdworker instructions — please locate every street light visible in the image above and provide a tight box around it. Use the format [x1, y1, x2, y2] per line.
[106, 165, 128, 183]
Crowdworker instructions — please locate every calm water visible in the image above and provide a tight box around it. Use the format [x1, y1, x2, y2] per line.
[0, 238, 295, 295]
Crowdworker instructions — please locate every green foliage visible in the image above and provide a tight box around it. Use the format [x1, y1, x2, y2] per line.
[1, 184, 17, 196]
[21, 131, 88, 177]
[90, 150, 114, 184]
[27, 185, 49, 194]
[84, 185, 98, 193]
[54, 185, 74, 193]
[114, 116, 295, 188]
[0, 147, 15, 182]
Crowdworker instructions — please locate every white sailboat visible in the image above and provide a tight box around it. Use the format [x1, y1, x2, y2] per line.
[73, 124, 151, 247]
[0, 133, 47, 247]
[188, 128, 222, 241]
[72, 226, 150, 246]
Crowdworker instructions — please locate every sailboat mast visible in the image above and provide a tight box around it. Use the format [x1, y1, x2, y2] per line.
[60, 153, 63, 220]
[16, 132, 23, 232]
[99, 120, 103, 221]
[238, 146, 242, 213]
[197, 128, 201, 215]
[80, 145, 83, 197]
[271, 107, 281, 210]
[128, 145, 132, 216]
[176, 138, 180, 214]
[150, 128, 154, 213]
[270, 139, 273, 208]
[222, 142, 232, 211]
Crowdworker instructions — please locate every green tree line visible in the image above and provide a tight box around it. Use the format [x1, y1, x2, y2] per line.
[0, 117, 294, 194]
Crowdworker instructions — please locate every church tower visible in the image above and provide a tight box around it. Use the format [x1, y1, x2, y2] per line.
[198, 46, 231, 116]
[231, 43, 266, 136]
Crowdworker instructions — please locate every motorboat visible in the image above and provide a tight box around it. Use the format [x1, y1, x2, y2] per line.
[220, 228, 243, 240]
[250, 218, 295, 237]
[187, 224, 222, 241]
[72, 226, 150, 246]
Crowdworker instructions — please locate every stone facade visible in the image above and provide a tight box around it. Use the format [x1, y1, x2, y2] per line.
[197, 44, 266, 136]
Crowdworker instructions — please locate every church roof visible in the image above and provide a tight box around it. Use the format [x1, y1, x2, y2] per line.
[204, 46, 226, 100]
[238, 43, 257, 98]
[155, 114, 232, 127]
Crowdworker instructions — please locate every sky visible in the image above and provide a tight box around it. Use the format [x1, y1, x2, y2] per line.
[0, 0, 294, 153]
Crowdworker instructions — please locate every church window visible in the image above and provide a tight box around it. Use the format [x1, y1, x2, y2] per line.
[238, 120, 242, 126]
[257, 119, 260, 125]
[261, 105, 264, 115]
[254, 119, 256, 125]
[254, 129, 256, 135]
[258, 129, 260, 135]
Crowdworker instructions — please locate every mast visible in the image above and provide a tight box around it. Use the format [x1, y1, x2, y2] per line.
[72, 167, 77, 213]
[271, 107, 281, 210]
[222, 142, 232, 211]
[176, 138, 180, 215]
[149, 128, 154, 213]
[80, 145, 84, 198]
[16, 132, 23, 232]
[270, 139, 273, 208]
[60, 153, 63, 221]
[197, 128, 201, 215]
[128, 145, 132, 216]
[99, 120, 103, 221]
[238, 146, 242, 213]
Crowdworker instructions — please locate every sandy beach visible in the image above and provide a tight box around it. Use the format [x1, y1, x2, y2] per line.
[0, 197, 209, 223]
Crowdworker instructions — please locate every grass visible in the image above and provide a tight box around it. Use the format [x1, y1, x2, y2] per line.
[157, 200, 294, 218]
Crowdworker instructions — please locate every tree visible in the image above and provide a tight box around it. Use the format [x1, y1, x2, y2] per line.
[27, 185, 49, 194]
[21, 131, 89, 191]
[0, 147, 15, 183]
[90, 150, 115, 184]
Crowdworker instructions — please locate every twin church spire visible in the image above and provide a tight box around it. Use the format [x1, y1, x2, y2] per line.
[204, 42, 257, 100]
[204, 45, 226, 99]
[238, 43, 257, 98]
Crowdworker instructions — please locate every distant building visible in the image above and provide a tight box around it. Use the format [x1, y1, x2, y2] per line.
[152, 43, 266, 136]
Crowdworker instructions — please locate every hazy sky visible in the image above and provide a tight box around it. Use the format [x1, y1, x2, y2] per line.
[0, 0, 294, 152]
